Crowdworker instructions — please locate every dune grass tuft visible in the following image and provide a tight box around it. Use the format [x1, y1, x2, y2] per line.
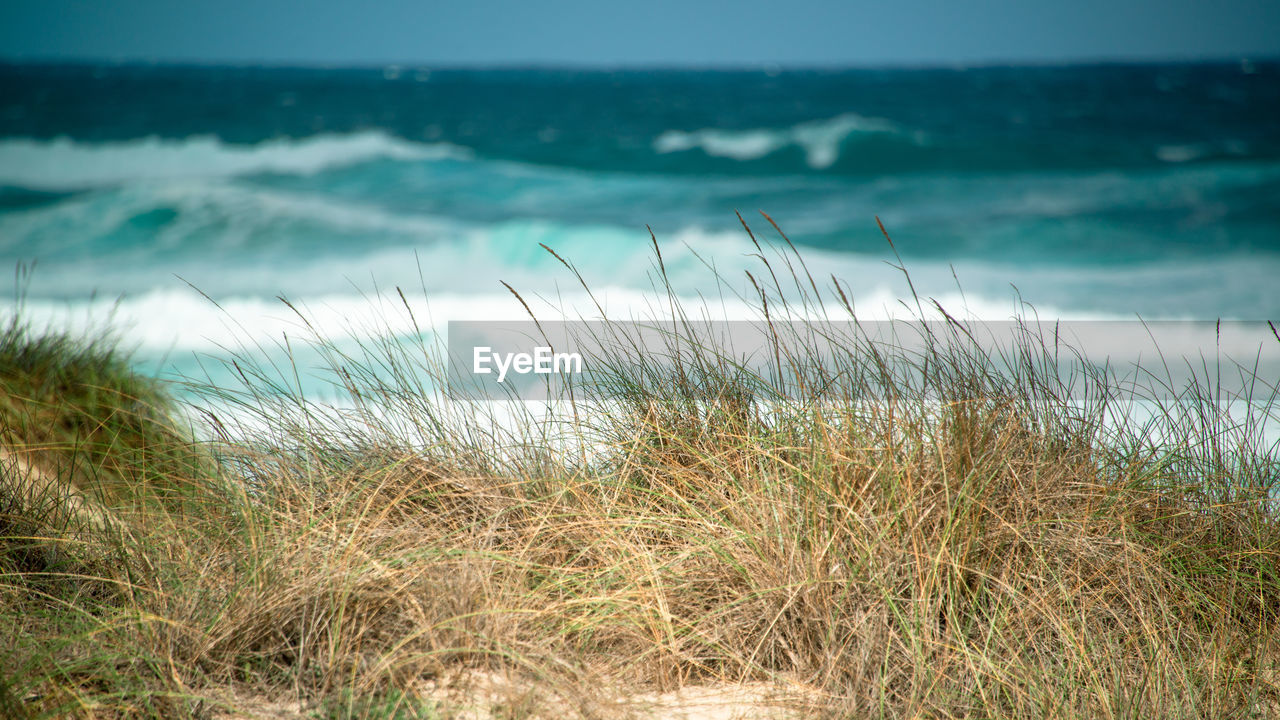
[3, 217, 1280, 718]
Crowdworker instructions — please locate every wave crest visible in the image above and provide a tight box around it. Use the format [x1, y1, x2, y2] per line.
[0, 132, 471, 190]
[653, 113, 911, 170]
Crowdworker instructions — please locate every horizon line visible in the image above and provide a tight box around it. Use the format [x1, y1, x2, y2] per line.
[3, 53, 1278, 73]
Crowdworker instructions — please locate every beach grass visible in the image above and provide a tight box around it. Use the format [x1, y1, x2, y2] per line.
[3, 218, 1280, 719]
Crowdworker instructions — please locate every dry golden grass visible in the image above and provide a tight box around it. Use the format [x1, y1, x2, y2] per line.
[3, 218, 1280, 719]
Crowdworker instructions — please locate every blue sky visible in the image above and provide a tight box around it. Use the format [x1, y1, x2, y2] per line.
[2, 0, 1278, 66]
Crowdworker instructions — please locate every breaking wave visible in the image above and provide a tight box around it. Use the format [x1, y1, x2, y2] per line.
[654, 113, 918, 170]
[0, 131, 470, 190]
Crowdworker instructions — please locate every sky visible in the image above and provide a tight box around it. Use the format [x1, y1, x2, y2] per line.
[1, 0, 1279, 67]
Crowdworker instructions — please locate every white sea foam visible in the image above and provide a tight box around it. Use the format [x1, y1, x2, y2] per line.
[0, 276, 1075, 365]
[0, 132, 470, 190]
[3, 288, 535, 354]
[653, 113, 909, 169]
[654, 129, 786, 162]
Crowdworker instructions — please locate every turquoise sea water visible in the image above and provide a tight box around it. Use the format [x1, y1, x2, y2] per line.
[1, 62, 1277, 394]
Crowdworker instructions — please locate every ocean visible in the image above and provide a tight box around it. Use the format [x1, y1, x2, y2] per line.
[1, 61, 1278, 398]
